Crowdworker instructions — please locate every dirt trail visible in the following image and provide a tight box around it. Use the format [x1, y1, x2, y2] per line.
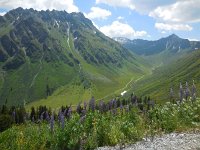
[96, 75, 145, 102]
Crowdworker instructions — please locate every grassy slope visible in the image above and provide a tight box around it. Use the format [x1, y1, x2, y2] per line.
[25, 25, 150, 109]
[130, 49, 200, 103]
[26, 61, 148, 109]
[0, 11, 150, 107]
[0, 61, 76, 106]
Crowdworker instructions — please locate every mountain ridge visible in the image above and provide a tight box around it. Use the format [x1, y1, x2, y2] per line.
[0, 7, 148, 106]
[130, 48, 200, 102]
[114, 34, 200, 56]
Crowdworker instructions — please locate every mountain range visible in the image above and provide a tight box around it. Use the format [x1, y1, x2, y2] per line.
[114, 35, 200, 65]
[114, 35, 200, 102]
[0, 8, 147, 106]
[0, 7, 200, 107]
[114, 34, 200, 56]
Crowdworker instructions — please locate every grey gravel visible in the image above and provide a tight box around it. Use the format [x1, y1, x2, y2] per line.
[97, 132, 200, 150]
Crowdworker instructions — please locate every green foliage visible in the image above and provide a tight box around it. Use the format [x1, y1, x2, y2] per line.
[0, 114, 13, 132]
[56, 114, 82, 150]
[148, 100, 200, 133]
[132, 50, 200, 103]
[1, 99, 200, 149]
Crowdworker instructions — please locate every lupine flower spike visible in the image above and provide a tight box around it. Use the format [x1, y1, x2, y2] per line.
[179, 82, 183, 103]
[60, 113, 65, 130]
[89, 97, 95, 112]
[185, 81, 190, 100]
[170, 87, 173, 99]
[50, 112, 54, 133]
[192, 80, 197, 101]
[12, 110, 16, 123]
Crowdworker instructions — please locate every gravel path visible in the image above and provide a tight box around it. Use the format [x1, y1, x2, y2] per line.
[97, 132, 200, 150]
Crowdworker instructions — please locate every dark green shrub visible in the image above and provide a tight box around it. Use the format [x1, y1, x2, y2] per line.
[0, 114, 13, 132]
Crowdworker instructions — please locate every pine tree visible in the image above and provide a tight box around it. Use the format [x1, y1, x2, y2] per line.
[30, 107, 36, 121]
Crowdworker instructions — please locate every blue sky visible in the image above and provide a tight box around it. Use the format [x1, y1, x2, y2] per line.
[0, 0, 200, 41]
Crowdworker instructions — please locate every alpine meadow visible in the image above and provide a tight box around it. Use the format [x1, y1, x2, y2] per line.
[0, 0, 200, 150]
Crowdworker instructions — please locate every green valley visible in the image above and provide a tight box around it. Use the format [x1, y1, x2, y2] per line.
[0, 8, 149, 107]
[130, 49, 200, 103]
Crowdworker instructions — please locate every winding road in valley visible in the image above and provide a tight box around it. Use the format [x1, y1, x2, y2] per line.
[96, 62, 163, 102]
[96, 75, 145, 102]
[69, 74, 146, 108]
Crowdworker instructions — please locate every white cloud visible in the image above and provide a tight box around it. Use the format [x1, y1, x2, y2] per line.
[96, 0, 135, 10]
[161, 31, 167, 34]
[188, 38, 199, 41]
[96, 0, 200, 24]
[131, 0, 176, 13]
[155, 23, 193, 31]
[85, 7, 111, 20]
[92, 21, 99, 29]
[99, 21, 147, 39]
[117, 16, 124, 20]
[0, 12, 6, 16]
[0, 0, 79, 13]
[96, 0, 176, 13]
[149, 0, 200, 23]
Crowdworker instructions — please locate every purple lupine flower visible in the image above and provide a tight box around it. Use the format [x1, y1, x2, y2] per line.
[120, 103, 123, 113]
[76, 102, 82, 114]
[58, 110, 62, 122]
[170, 87, 174, 99]
[63, 109, 67, 116]
[112, 108, 117, 115]
[103, 102, 107, 113]
[12, 111, 16, 123]
[109, 100, 113, 110]
[80, 115, 86, 123]
[99, 100, 104, 113]
[185, 82, 190, 100]
[84, 101, 87, 110]
[50, 113, 54, 133]
[170, 87, 174, 103]
[24, 112, 28, 122]
[106, 103, 109, 112]
[112, 99, 117, 115]
[67, 106, 72, 118]
[192, 80, 197, 101]
[45, 111, 50, 122]
[113, 99, 117, 109]
[32, 116, 35, 122]
[179, 82, 184, 103]
[60, 113, 65, 130]
[151, 100, 155, 108]
[125, 105, 129, 113]
[40, 112, 45, 121]
[89, 97, 95, 111]
[81, 109, 86, 116]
